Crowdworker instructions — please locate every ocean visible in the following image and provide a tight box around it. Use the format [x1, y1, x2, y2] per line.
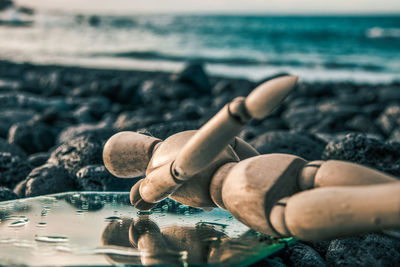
[0, 12, 399, 83]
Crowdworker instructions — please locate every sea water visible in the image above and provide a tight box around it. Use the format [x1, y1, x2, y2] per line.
[0, 12, 399, 83]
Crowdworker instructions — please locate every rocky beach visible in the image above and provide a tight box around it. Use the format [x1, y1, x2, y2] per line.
[0, 59, 399, 266]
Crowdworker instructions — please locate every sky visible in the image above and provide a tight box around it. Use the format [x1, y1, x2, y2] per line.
[14, 0, 400, 15]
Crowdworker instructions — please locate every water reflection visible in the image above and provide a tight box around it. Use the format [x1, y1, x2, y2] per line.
[0, 192, 292, 266]
[100, 215, 279, 266]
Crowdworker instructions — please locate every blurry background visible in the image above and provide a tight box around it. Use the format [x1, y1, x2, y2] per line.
[1, 0, 399, 82]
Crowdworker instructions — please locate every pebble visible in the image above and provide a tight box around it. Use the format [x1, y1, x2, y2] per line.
[8, 121, 56, 154]
[113, 110, 160, 131]
[282, 242, 326, 267]
[28, 152, 50, 167]
[250, 130, 326, 161]
[76, 164, 139, 191]
[57, 123, 116, 144]
[322, 133, 400, 176]
[139, 120, 201, 140]
[48, 135, 104, 176]
[0, 152, 32, 189]
[24, 164, 76, 197]
[326, 234, 400, 266]
[0, 186, 18, 201]
[0, 109, 37, 138]
[376, 104, 400, 136]
[171, 62, 211, 94]
[0, 137, 27, 158]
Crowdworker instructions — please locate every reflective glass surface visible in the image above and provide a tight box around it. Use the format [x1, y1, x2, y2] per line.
[0, 192, 294, 266]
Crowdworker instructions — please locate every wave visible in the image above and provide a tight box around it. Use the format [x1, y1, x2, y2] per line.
[90, 50, 386, 72]
[366, 27, 400, 39]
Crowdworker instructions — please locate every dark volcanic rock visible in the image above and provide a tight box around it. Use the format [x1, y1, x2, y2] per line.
[0, 109, 37, 138]
[283, 242, 326, 267]
[326, 234, 400, 267]
[13, 179, 28, 197]
[0, 137, 27, 158]
[388, 127, 400, 143]
[48, 135, 105, 176]
[113, 110, 160, 131]
[69, 96, 111, 122]
[0, 152, 32, 189]
[212, 80, 233, 96]
[24, 164, 75, 197]
[28, 152, 50, 167]
[57, 123, 116, 144]
[250, 131, 326, 160]
[283, 102, 359, 133]
[8, 121, 56, 154]
[171, 63, 211, 94]
[345, 114, 382, 136]
[0, 92, 68, 111]
[76, 165, 139, 191]
[0, 186, 18, 201]
[137, 79, 194, 104]
[376, 104, 400, 136]
[322, 133, 400, 176]
[139, 120, 201, 140]
[378, 87, 400, 103]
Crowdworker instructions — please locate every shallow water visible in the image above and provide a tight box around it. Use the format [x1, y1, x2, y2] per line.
[0, 192, 293, 266]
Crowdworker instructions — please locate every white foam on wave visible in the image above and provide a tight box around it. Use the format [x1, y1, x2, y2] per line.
[366, 27, 400, 39]
[3, 53, 399, 84]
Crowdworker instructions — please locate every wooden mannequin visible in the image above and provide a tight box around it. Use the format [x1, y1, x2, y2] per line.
[103, 75, 400, 241]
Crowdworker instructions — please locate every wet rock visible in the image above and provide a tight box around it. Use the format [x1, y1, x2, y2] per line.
[76, 165, 139, 191]
[0, 186, 18, 202]
[326, 234, 400, 266]
[0, 152, 32, 189]
[283, 242, 326, 267]
[48, 135, 104, 176]
[139, 120, 200, 140]
[171, 63, 211, 94]
[25, 164, 76, 197]
[376, 104, 400, 136]
[57, 123, 116, 144]
[250, 131, 326, 160]
[322, 133, 400, 176]
[0, 138, 27, 158]
[28, 152, 50, 167]
[8, 121, 56, 154]
[0, 109, 37, 138]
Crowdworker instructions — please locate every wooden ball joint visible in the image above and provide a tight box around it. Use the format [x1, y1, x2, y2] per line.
[103, 75, 400, 241]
